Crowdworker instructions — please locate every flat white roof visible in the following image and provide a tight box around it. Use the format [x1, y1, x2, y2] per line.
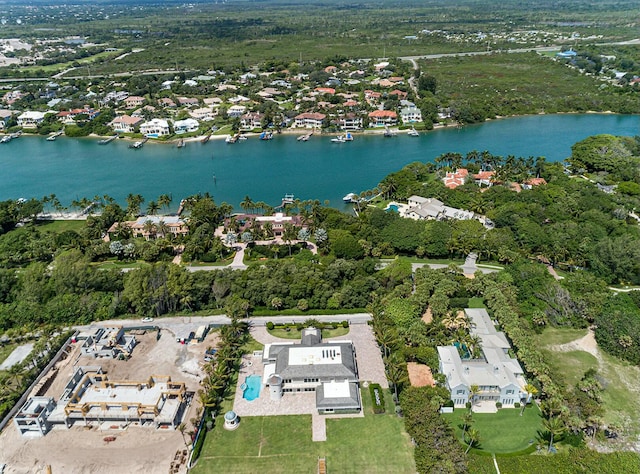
[288, 346, 342, 366]
[80, 383, 165, 406]
[322, 380, 351, 398]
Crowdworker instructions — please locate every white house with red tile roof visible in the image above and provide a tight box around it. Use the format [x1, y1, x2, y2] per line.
[240, 112, 265, 130]
[522, 177, 547, 190]
[337, 113, 363, 131]
[473, 170, 495, 187]
[109, 115, 143, 133]
[124, 96, 145, 108]
[315, 87, 336, 95]
[294, 112, 326, 129]
[368, 110, 397, 127]
[443, 168, 469, 189]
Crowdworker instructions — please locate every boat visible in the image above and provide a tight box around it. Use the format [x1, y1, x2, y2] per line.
[0, 135, 11, 144]
[98, 135, 118, 145]
[238, 134, 248, 141]
[343, 192, 359, 203]
[407, 127, 419, 137]
[225, 134, 238, 144]
[297, 135, 308, 142]
[383, 125, 397, 137]
[10, 131, 21, 139]
[129, 140, 144, 149]
[259, 131, 273, 140]
[176, 138, 185, 148]
[331, 135, 346, 143]
[46, 131, 63, 141]
[345, 132, 354, 141]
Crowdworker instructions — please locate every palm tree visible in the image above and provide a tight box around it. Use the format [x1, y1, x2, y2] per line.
[464, 428, 480, 454]
[178, 422, 189, 448]
[147, 200, 160, 215]
[156, 220, 170, 239]
[240, 195, 255, 214]
[520, 383, 538, 416]
[543, 416, 566, 452]
[158, 194, 172, 212]
[468, 385, 480, 411]
[143, 219, 157, 239]
[462, 411, 474, 433]
[126, 193, 145, 217]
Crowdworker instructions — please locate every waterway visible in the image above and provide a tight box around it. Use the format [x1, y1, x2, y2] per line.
[1, 114, 638, 210]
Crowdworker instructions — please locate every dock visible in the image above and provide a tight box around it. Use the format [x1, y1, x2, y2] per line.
[129, 136, 149, 149]
[297, 131, 314, 141]
[201, 132, 212, 144]
[46, 131, 63, 141]
[98, 135, 118, 145]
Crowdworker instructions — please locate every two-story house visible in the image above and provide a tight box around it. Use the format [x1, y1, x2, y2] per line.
[109, 115, 143, 134]
[438, 309, 527, 409]
[293, 112, 326, 129]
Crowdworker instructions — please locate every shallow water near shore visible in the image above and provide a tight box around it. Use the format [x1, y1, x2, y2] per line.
[2, 114, 638, 210]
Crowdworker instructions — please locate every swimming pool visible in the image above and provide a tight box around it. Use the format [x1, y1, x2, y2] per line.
[242, 375, 262, 401]
[387, 204, 399, 213]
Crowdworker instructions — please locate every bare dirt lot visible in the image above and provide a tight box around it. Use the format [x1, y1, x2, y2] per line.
[407, 362, 435, 387]
[1, 327, 219, 474]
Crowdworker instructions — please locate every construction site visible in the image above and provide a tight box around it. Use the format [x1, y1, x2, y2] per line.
[0, 324, 219, 474]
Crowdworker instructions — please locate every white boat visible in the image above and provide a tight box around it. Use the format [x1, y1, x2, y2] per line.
[331, 135, 346, 143]
[343, 192, 358, 203]
[407, 127, 419, 137]
[238, 134, 248, 141]
[0, 135, 11, 144]
[225, 134, 236, 143]
[384, 125, 397, 137]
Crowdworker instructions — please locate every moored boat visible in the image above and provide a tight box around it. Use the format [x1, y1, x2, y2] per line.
[345, 132, 354, 141]
[343, 192, 358, 203]
[176, 138, 185, 148]
[331, 135, 346, 143]
[0, 135, 11, 144]
[407, 127, 419, 137]
[259, 131, 273, 140]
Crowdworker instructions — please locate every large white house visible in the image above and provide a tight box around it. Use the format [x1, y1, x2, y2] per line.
[438, 309, 527, 409]
[140, 118, 170, 138]
[172, 118, 199, 134]
[109, 115, 143, 133]
[17, 111, 45, 128]
[293, 112, 326, 129]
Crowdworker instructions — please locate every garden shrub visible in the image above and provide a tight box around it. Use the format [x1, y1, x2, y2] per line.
[266, 321, 274, 330]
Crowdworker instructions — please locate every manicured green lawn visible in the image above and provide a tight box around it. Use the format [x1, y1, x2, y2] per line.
[443, 406, 543, 454]
[192, 387, 414, 474]
[35, 219, 87, 233]
[267, 326, 350, 340]
[468, 297, 486, 308]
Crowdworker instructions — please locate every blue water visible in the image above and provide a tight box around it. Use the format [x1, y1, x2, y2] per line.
[242, 374, 261, 401]
[387, 204, 399, 213]
[1, 114, 638, 210]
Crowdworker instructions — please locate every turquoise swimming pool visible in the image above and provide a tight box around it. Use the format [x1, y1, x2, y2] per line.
[387, 204, 399, 213]
[242, 375, 262, 401]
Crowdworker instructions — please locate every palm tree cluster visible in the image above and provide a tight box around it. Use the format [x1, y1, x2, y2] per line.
[196, 318, 250, 437]
[0, 328, 72, 421]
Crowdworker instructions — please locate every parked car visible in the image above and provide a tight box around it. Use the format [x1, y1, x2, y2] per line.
[141, 317, 154, 323]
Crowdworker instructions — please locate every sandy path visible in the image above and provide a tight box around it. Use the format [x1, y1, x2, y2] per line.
[549, 328, 602, 363]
